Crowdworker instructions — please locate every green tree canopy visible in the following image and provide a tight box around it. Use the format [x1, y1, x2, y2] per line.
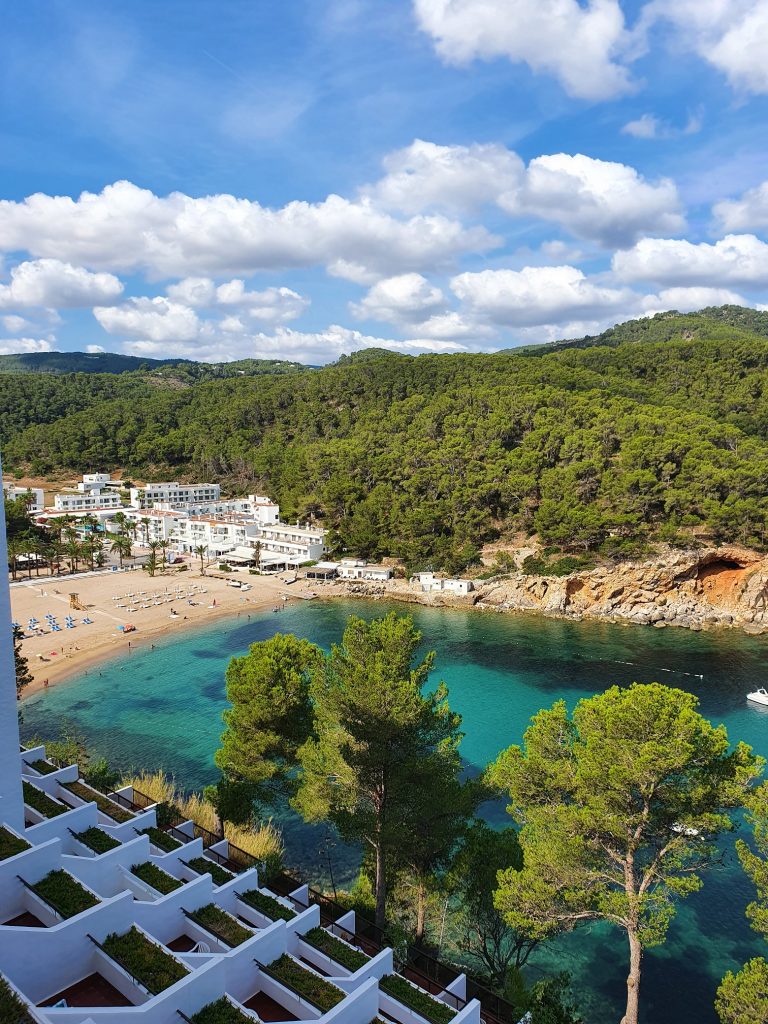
[489, 683, 763, 1024]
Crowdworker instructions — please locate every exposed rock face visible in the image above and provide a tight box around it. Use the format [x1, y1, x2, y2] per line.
[475, 547, 768, 633]
[341, 548, 768, 634]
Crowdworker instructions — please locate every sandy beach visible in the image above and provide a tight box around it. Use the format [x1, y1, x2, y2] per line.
[12, 566, 345, 695]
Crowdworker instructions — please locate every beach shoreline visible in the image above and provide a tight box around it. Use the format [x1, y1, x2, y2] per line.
[13, 568, 346, 696]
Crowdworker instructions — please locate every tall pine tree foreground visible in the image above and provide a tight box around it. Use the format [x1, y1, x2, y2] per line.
[292, 612, 465, 931]
[490, 683, 763, 1024]
[716, 783, 768, 1024]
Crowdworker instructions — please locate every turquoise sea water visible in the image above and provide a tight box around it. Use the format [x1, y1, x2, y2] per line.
[20, 600, 768, 1023]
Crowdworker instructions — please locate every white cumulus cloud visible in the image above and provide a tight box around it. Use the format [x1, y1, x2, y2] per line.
[0, 181, 497, 281]
[166, 277, 309, 322]
[714, 180, 768, 232]
[0, 337, 54, 355]
[413, 0, 634, 99]
[0, 259, 123, 310]
[351, 273, 446, 323]
[368, 142, 684, 248]
[94, 297, 201, 343]
[613, 234, 768, 287]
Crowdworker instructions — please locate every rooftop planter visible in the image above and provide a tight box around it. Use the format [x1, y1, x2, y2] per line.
[188, 903, 252, 947]
[22, 780, 67, 818]
[31, 869, 99, 919]
[264, 954, 345, 1012]
[303, 927, 369, 972]
[0, 974, 35, 1023]
[62, 781, 134, 823]
[380, 975, 456, 1024]
[142, 826, 182, 852]
[131, 861, 183, 895]
[74, 826, 121, 854]
[239, 888, 296, 922]
[187, 856, 234, 887]
[0, 827, 30, 861]
[191, 997, 255, 1024]
[102, 926, 188, 994]
[29, 759, 58, 775]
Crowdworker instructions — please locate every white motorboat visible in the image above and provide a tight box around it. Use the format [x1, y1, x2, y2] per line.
[747, 687, 768, 706]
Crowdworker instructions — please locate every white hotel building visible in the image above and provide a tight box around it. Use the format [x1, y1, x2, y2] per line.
[0, 467, 484, 1024]
[3, 485, 45, 513]
[129, 483, 221, 509]
[53, 492, 123, 513]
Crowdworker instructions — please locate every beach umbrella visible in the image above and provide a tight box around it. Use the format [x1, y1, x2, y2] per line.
[28, 618, 38, 628]
[11, 621, 19, 629]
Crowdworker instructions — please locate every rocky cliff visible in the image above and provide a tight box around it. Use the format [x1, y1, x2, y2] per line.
[343, 547, 768, 633]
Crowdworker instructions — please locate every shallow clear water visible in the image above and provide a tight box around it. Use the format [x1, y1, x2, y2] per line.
[20, 600, 768, 1023]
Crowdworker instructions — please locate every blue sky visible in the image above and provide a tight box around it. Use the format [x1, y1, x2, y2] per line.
[1, 0, 768, 363]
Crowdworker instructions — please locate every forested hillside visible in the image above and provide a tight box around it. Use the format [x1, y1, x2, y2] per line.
[4, 307, 768, 570]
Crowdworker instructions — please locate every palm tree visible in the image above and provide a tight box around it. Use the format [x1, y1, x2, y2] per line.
[140, 517, 151, 546]
[110, 534, 132, 568]
[194, 544, 208, 576]
[160, 539, 170, 568]
[7, 537, 21, 581]
[64, 538, 81, 574]
[47, 523, 64, 574]
[146, 540, 161, 578]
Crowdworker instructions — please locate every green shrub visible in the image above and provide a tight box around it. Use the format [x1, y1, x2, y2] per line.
[130, 861, 183, 895]
[62, 781, 134, 823]
[154, 800, 184, 829]
[74, 827, 121, 854]
[32, 869, 98, 919]
[0, 826, 30, 861]
[102, 926, 188, 994]
[189, 903, 252, 947]
[265, 954, 345, 1011]
[177, 563, 189, 572]
[218, 563, 231, 572]
[380, 975, 456, 1024]
[22, 781, 67, 818]
[302, 927, 368, 972]
[190, 997, 253, 1024]
[0, 974, 35, 1023]
[239, 888, 295, 921]
[187, 856, 234, 887]
[142, 827, 182, 852]
[29, 759, 57, 775]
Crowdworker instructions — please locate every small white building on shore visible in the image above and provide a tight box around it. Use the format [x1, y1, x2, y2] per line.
[337, 559, 394, 582]
[411, 572, 474, 595]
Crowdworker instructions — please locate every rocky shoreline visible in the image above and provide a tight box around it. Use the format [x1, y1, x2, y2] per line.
[340, 546, 768, 635]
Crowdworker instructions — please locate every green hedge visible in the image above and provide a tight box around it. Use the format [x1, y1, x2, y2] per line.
[29, 759, 58, 775]
[240, 888, 295, 921]
[142, 827, 182, 852]
[32, 869, 99, 919]
[22, 781, 67, 818]
[380, 975, 456, 1024]
[189, 903, 252, 947]
[62, 781, 134, 823]
[102, 926, 188, 994]
[190, 997, 253, 1024]
[187, 856, 234, 887]
[130, 861, 183, 895]
[0, 975, 35, 1023]
[0, 827, 30, 861]
[265, 954, 345, 1012]
[74, 827, 121, 854]
[303, 927, 368, 972]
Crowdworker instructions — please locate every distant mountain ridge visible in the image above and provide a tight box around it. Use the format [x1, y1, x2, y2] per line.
[0, 351, 310, 376]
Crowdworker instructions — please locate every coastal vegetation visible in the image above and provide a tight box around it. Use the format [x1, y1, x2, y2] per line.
[490, 684, 763, 1024]
[717, 783, 768, 1024]
[6, 307, 768, 570]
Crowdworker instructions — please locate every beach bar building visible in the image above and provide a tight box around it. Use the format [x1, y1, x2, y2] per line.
[0, 470, 484, 1024]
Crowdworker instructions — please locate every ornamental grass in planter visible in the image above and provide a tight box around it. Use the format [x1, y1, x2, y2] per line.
[189, 903, 252, 947]
[265, 954, 345, 1012]
[187, 856, 234, 887]
[62, 781, 134, 823]
[22, 781, 67, 818]
[240, 888, 295, 921]
[32, 870, 99, 919]
[74, 827, 121, 854]
[102, 926, 188, 994]
[0, 826, 30, 861]
[0, 974, 35, 1024]
[29, 759, 58, 775]
[190, 996, 254, 1024]
[142, 826, 182, 852]
[130, 861, 183, 895]
[380, 975, 456, 1024]
[303, 927, 368, 972]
